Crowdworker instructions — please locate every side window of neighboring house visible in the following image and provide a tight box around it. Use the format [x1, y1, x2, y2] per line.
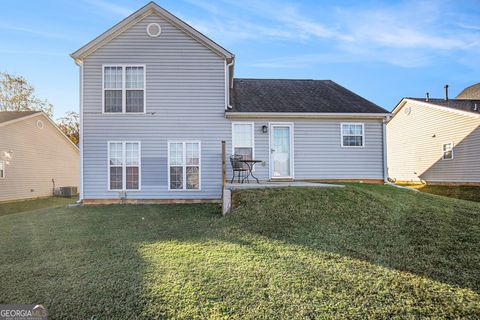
[108, 142, 141, 190]
[341, 123, 364, 147]
[168, 142, 201, 191]
[442, 142, 454, 160]
[0, 160, 4, 178]
[232, 122, 254, 159]
[104, 65, 145, 113]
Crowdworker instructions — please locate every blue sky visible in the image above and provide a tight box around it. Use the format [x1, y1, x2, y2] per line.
[1, 0, 479, 118]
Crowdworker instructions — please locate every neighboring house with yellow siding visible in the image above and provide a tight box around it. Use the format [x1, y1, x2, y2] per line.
[0, 111, 79, 202]
[387, 97, 480, 185]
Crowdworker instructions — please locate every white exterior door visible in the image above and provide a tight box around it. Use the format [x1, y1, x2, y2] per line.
[270, 123, 293, 178]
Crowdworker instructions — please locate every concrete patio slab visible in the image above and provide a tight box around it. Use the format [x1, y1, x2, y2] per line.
[225, 181, 344, 190]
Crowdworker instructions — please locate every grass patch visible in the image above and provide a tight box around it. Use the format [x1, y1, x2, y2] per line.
[398, 184, 480, 202]
[0, 185, 479, 319]
[0, 197, 77, 216]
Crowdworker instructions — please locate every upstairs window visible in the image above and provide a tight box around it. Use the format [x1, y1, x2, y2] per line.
[103, 65, 145, 113]
[232, 122, 254, 160]
[0, 160, 4, 179]
[341, 123, 364, 147]
[442, 142, 454, 160]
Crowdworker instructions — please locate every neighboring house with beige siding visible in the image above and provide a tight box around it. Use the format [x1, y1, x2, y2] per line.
[0, 111, 79, 202]
[387, 98, 480, 185]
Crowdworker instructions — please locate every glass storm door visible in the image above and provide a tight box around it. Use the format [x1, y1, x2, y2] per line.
[270, 124, 293, 178]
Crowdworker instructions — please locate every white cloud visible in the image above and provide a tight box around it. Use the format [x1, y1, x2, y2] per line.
[0, 23, 67, 39]
[183, 0, 480, 68]
[83, 0, 134, 17]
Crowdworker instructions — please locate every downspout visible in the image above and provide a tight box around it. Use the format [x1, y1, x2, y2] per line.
[75, 58, 84, 203]
[225, 59, 235, 110]
[382, 115, 391, 183]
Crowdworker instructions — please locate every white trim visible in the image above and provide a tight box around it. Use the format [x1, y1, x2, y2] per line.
[268, 122, 294, 179]
[226, 112, 390, 120]
[442, 142, 454, 160]
[231, 122, 255, 159]
[0, 160, 5, 179]
[79, 60, 84, 200]
[102, 64, 146, 114]
[392, 99, 480, 119]
[341, 123, 365, 148]
[167, 141, 202, 191]
[107, 141, 141, 191]
[146, 23, 162, 37]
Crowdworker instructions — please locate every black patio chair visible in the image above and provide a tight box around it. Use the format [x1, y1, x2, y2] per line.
[229, 155, 249, 183]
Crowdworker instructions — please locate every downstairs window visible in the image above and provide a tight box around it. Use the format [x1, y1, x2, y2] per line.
[168, 142, 201, 190]
[341, 123, 364, 147]
[108, 142, 141, 190]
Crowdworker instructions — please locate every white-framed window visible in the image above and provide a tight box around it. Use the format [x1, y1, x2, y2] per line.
[341, 123, 364, 147]
[442, 142, 454, 160]
[103, 65, 145, 113]
[232, 122, 254, 159]
[0, 160, 4, 179]
[168, 141, 201, 191]
[108, 141, 141, 191]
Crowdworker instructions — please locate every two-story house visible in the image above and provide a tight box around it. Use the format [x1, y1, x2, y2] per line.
[71, 2, 390, 204]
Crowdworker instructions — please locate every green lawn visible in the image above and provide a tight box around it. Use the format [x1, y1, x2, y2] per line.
[398, 184, 480, 202]
[0, 185, 479, 319]
[0, 196, 77, 217]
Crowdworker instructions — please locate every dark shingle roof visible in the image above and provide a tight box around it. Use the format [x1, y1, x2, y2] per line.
[228, 79, 387, 113]
[408, 98, 480, 114]
[456, 83, 480, 99]
[0, 111, 41, 124]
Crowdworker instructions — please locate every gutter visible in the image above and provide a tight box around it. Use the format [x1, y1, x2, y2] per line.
[225, 112, 391, 120]
[74, 58, 84, 203]
[225, 59, 235, 110]
[382, 115, 391, 183]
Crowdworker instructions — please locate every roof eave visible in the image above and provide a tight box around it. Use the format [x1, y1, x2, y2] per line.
[392, 98, 480, 119]
[225, 112, 391, 120]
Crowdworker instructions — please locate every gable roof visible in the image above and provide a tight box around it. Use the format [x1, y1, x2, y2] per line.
[228, 79, 388, 114]
[391, 98, 480, 120]
[407, 98, 480, 114]
[0, 111, 41, 125]
[70, 2, 233, 61]
[0, 111, 79, 151]
[456, 83, 480, 99]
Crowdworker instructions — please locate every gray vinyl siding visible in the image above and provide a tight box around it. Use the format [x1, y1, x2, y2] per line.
[387, 101, 480, 183]
[82, 14, 228, 199]
[0, 115, 79, 202]
[228, 119, 385, 181]
[81, 14, 386, 200]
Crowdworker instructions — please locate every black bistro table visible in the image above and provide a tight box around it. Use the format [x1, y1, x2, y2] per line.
[238, 159, 262, 183]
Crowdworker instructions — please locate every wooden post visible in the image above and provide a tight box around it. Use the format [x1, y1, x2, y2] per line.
[221, 140, 227, 214]
[221, 140, 226, 194]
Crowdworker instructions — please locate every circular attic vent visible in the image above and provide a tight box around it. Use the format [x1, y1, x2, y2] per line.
[404, 106, 412, 115]
[37, 120, 44, 129]
[146, 23, 161, 37]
